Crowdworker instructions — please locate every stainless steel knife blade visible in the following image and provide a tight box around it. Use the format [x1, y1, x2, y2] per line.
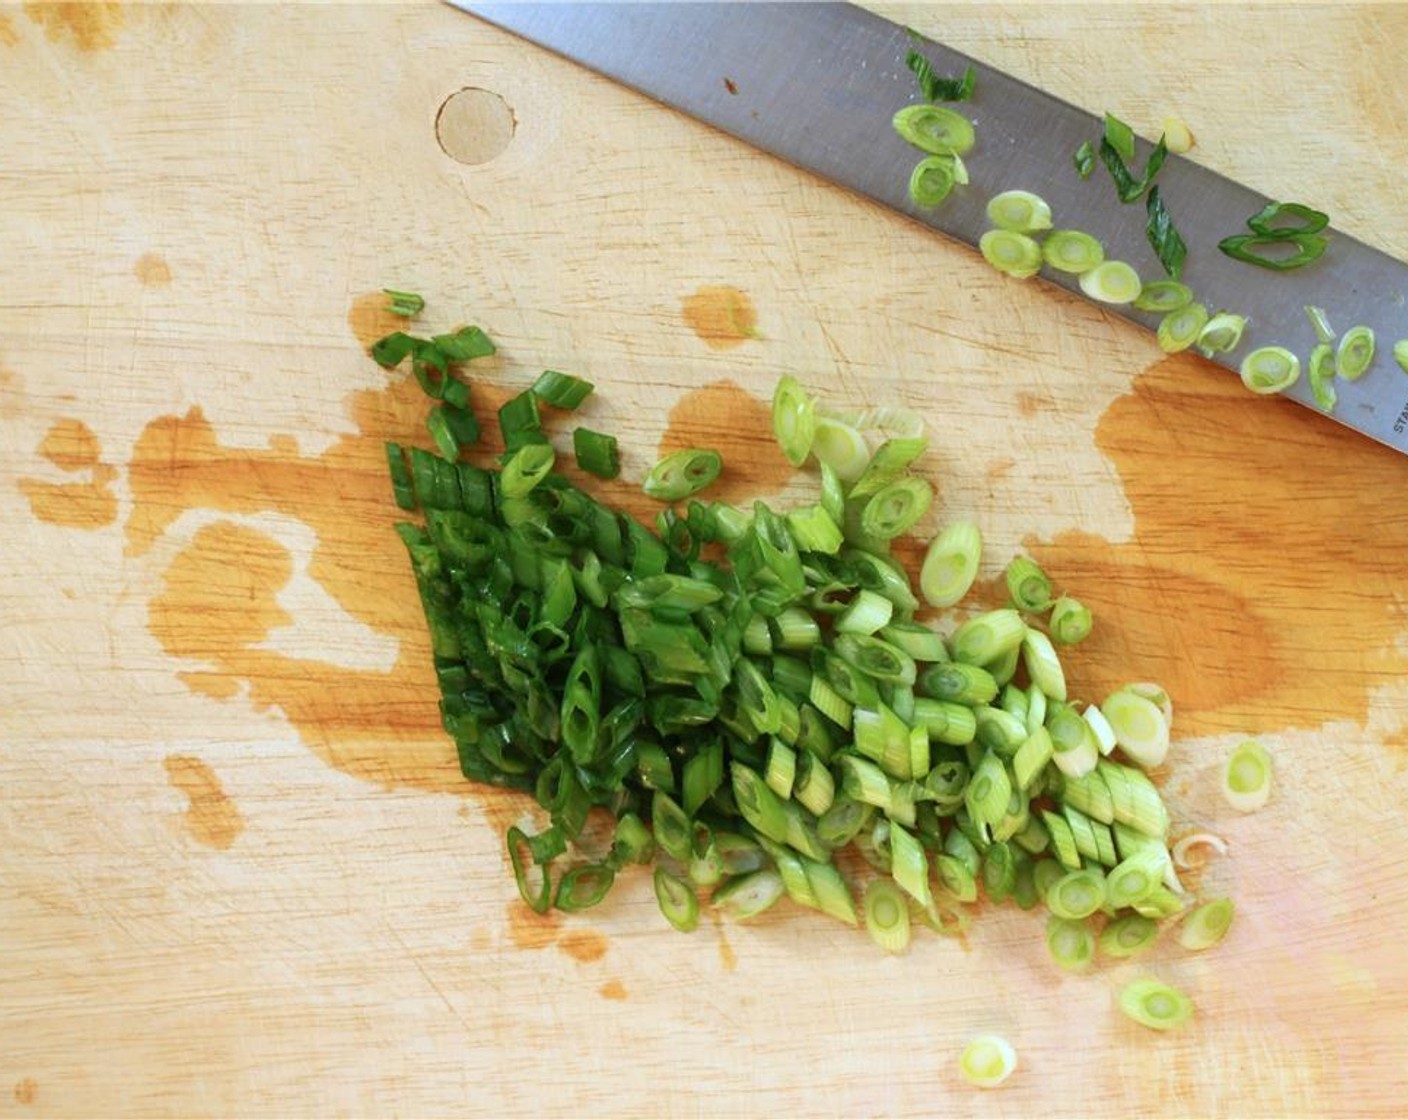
[453, 1, 1408, 456]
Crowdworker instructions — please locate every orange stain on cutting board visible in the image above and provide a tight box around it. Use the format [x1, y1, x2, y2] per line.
[12, 1079, 37, 1106]
[162, 754, 245, 850]
[599, 979, 628, 1001]
[24, 2, 123, 51]
[134, 252, 172, 287]
[347, 291, 410, 352]
[558, 928, 609, 964]
[19, 418, 118, 528]
[507, 902, 563, 951]
[658, 379, 795, 506]
[682, 286, 759, 350]
[0, 15, 20, 46]
[1032, 352, 1408, 737]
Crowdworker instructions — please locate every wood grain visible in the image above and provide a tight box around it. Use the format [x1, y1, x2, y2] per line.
[2, 3, 1407, 1117]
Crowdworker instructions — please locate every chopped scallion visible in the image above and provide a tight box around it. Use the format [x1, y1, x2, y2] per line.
[1005, 555, 1053, 613]
[1079, 260, 1141, 305]
[987, 190, 1053, 233]
[1178, 897, 1235, 951]
[654, 867, 700, 932]
[909, 156, 960, 207]
[863, 878, 912, 953]
[1308, 343, 1337, 412]
[1222, 739, 1272, 813]
[771, 374, 816, 466]
[1041, 229, 1104, 275]
[1046, 914, 1095, 971]
[1073, 140, 1096, 179]
[1336, 325, 1375, 382]
[1394, 340, 1408, 374]
[1218, 232, 1327, 271]
[1239, 346, 1301, 395]
[383, 288, 425, 317]
[531, 369, 594, 409]
[811, 417, 870, 483]
[1048, 596, 1092, 645]
[1157, 302, 1209, 354]
[920, 520, 982, 608]
[1099, 913, 1159, 958]
[980, 230, 1043, 279]
[958, 1034, 1017, 1089]
[861, 477, 933, 540]
[1197, 311, 1247, 356]
[1118, 978, 1193, 1031]
[1134, 280, 1194, 314]
[1099, 688, 1170, 769]
[712, 869, 785, 920]
[892, 103, 976, 155]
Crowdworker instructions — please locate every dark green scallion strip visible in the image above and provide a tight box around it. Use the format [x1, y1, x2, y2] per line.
[383, 289, 425, 317]
[555, 863, 615, 912]
[643, 448, 723, 502]
[572, 427, 620, 479]
[531, 369, 594, 409]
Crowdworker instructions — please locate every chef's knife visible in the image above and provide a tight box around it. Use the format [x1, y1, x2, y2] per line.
[453, 1, 1408, 456]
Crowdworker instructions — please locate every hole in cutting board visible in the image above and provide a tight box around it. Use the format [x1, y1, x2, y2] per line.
[436, 87, 515, 166]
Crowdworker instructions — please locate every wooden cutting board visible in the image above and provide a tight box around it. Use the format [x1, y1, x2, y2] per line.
[4, 3, 1408, 1116]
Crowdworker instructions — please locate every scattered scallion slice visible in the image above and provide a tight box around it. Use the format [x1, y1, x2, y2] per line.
[1104, 851, 1165, 910]
[1161, 115, 1194, 154]
[1021, 630, 1066, 703]
[1134, 280, 1193, 313]
[920, 520, 982, 608]
[987, 190, 1053, 233]
[1041, 230, 1104, 274]
[1118, 978, 1193, 1031]
[1197, 312, 1247, 356]
[1049, 596, 1092, 644]
[771, 374, 816, 467]
[863, 878, 912, 953]
[1099, 913, 1159, 958]
[1223, 739, 1272, 812]
[1178, 897, 1235, 951]
[909, 156, 960, 207]
[1145, 186, 1187, 280]
[1156, 303, 1209, 354]
[1079, 260, 1141, 305]
[1073, 141, 1096, 179]
[1219, 232, 1328, 271]
[893, 104, 976, 155]
[1239, 346, 1301, 395]
[643, 448, 723, 501]
[1308, 343, 1337, 412]
[1171, 831, 1227, 870]
[1099, 688, 1170, 769]
[1046, 915, 1095, 971]
[531, 369, 594, 409]
[959, 1035, 1017, 1089]
[571, 427, 620, 479]
[951, 609, 1026, 667]
[1336, 325, 1375, 382]
[1046, 868, 1106, 920]
[1395, 340, 1408, 374]
[1304, 304, 1336, 344]
[980, 230, 1043, 279]
[905, 52, 975, 103]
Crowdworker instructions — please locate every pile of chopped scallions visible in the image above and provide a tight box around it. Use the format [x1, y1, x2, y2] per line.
[370, 296, 1259, 1036]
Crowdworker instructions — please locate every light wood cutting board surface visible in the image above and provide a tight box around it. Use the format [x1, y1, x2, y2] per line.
[3, 3, 1408, 1116]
